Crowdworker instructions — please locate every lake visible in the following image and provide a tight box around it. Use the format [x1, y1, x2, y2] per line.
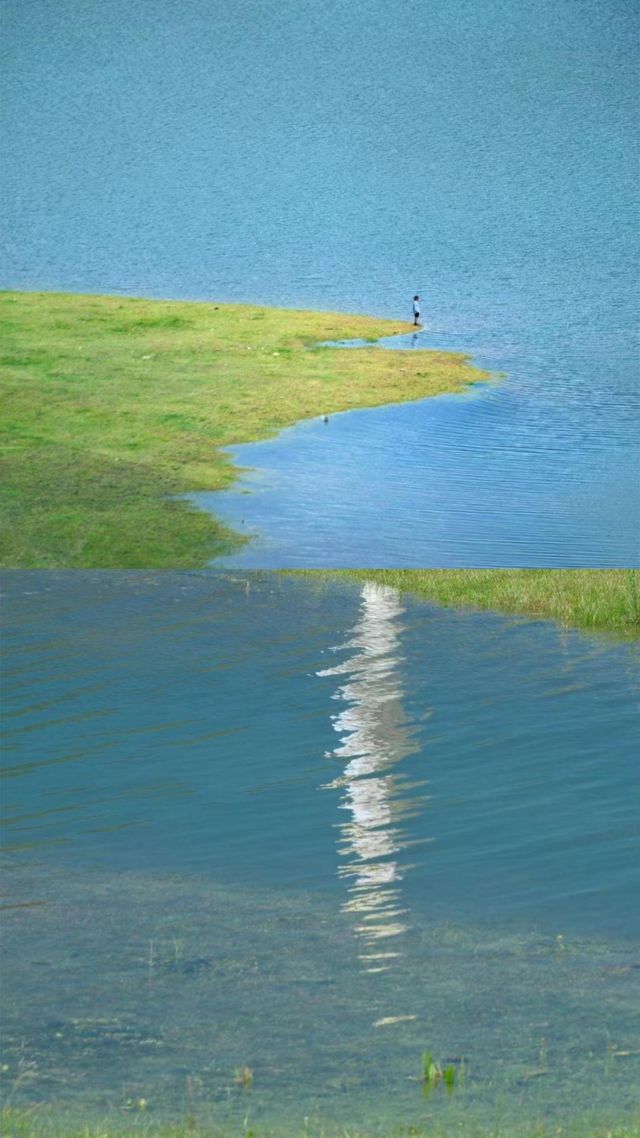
[2, 571, 639, 1132]
[2, 0, 639, 565]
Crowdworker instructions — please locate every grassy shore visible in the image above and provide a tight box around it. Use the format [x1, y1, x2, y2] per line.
[294, 570, 640, 636]
[0, 291, 486, 568]
[2, 1110, 638, 1138]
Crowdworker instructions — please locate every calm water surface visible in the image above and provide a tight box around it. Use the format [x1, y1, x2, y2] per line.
[2, 572, 639, 1131]
[2, 0, 639, 565]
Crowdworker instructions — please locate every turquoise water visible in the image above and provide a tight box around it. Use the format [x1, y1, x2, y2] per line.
[2, 572, 639, 1131]
[2, 0, 639, 565]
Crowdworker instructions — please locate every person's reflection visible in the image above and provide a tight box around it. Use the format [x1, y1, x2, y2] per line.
[317, 582, 426, 972]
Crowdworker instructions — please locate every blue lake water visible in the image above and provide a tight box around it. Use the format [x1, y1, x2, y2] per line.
[2, 0, 639, 566]
[2, 572, 639, 1132]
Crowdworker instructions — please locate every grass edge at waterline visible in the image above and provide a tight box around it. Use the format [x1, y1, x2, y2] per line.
[2, 1109, 640, 1138]
[0, 291, 488, 568]
[290, 570, 640, 636]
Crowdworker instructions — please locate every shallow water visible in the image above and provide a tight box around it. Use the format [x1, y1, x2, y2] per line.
[3, 0, 639, 565]
[196, 326, 640, 567]
[2, 572, 639, 1130]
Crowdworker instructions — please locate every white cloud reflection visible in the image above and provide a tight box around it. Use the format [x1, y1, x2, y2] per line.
[317, 582, 429, 972]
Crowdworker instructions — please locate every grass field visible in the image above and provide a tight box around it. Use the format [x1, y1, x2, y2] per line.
[295, 570, 640, 636]
[0, 291, 486, 568]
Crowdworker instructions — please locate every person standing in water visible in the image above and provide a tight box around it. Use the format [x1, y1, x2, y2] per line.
[412, 294, 421, 326]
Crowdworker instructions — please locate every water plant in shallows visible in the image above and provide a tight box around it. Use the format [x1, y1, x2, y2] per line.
[234, 1066, 254, 1090]
[421, 1049, 464, 1099]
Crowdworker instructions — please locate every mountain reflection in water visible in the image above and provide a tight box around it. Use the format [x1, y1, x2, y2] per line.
[317, 582, 428, 970]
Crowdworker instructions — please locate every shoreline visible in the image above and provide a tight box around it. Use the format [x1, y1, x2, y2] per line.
[289, 570, 640, 637]
[3, 1104, 639, 1138]
[0, 290, 488, 569]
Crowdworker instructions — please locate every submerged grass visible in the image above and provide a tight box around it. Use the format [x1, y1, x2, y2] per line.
[293, 570, 640, 636]
[0, 291, 485, 567]
[2, 1109, 639, 1138]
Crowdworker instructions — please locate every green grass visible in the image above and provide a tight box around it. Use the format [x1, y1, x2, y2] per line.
[0, 291, 486, 567]
[2, 1108, 639, 1138]
[293, 570, 640, 636]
